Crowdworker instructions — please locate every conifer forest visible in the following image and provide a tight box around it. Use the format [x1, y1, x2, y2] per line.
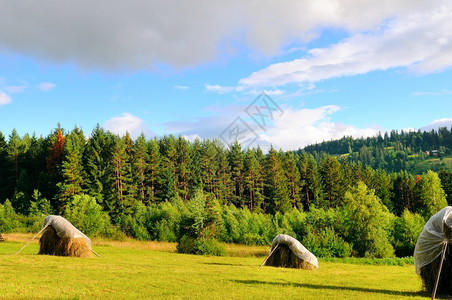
[1, 125, 452, 258]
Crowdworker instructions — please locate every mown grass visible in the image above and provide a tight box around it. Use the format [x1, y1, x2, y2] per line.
[0, 235, 430, 299]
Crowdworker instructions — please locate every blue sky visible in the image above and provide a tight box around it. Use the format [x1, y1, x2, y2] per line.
[0, 1, 451, 151]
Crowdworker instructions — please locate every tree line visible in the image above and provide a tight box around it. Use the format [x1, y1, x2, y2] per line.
[302, 127, 452, 174]
[1, 125, 452, 257]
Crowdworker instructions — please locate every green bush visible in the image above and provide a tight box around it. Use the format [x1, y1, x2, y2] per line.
[0, 200, 22, 233]
[120, 202, 150, 240]
[177, 235, 226, 256]
[240, 233, 267, 246]
[392, 209, 425, 257]
[63, 194, 112, 236]
[302, 225, 352, 258]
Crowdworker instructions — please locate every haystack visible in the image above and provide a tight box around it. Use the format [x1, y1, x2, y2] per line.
[414, 206, 452, 296]
[264, 234, 318, 270]
[38, 215, 91, 258]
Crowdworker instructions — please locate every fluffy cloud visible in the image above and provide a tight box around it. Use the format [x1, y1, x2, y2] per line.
[239, 3, 452, 87]
[0, 91, 12, 105]
[160, 103, 380, 151]
[0, 0, 439, 71]
[258, 105, 380, 150]
[104, 112, 155, 139]
[420, 118, 452, 132]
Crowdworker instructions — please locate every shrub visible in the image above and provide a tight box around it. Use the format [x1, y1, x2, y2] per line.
[177, 235, 226, 256]
[120, 202, 150, 240]
[63, 194, 112, 236]
[0, 200, 21, 233]
[392, 209, 425, 257]
[302, 225, 352, 258]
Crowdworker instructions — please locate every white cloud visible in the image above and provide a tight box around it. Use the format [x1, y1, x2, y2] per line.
[104, 112, 155, 139]
[420, 118, 452, 132]
[38, 82, 56, 91]
[0, 0, 439, 71]
[205, 84, 243, 94]
[0, 91, 12, 106]
[160, 103, 380, 151]
[239, 3, 452, 87]
[258, 105, 380, 150]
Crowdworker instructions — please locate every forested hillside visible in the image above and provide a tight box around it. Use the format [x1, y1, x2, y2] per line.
[1, 125, 451, 258]
[302, 127, 452, 174]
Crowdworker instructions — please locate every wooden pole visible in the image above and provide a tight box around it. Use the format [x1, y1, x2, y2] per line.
[91, 249, 101, 257]
[431, 241, 448, 300]
[259, 243, 279, 268]
[15, 224, 49, 255]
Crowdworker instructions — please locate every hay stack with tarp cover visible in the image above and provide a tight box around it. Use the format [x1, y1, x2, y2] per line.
[39, 215, 91, 257]
[265, 234, 318, 270]
[414, 206, 452, 295]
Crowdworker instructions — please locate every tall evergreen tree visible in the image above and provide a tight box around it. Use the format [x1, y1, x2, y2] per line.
[57, 127, 85, 208]
[320, 156, 344, 207]
[83, 125, 112, 207]
[282, 151, 302, 209]
[176, 136, 192, 201]
[107, 135, 134, 219]
[228, 141, 244, 207]
[0, 131, 13, 202]
[243, 149, 264, 212]
[132, 134, 150, 204]
[147, 138, 162, 203]
[264, 146, 290, 213]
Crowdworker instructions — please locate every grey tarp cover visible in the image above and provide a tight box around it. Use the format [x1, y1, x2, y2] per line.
[414, 206, 452, 274]
[269, 234, 319, 268]
[42, 215, 91, 247]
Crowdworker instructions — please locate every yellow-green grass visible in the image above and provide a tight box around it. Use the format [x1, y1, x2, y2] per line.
[1, 235, 429, 299]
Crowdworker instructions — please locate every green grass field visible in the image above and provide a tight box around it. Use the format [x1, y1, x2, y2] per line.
[0, 234, 430, 299]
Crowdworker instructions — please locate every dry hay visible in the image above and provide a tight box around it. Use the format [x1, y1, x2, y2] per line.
[419, 243, 452, 296]
[265, 243, 316, 270]
[39, 225, 91, 258]
[0, 233, 4, 242]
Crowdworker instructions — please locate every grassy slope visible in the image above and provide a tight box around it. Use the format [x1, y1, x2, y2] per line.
[0, 235, 429, 300]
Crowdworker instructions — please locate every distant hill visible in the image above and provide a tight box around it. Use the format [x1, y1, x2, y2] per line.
[299, 127, 452, 174]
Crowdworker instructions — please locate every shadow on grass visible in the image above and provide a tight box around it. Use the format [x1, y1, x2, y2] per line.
[232, 279, 428, 298]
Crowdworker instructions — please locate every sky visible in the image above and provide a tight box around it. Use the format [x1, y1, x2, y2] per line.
[0, 0, 451, 151]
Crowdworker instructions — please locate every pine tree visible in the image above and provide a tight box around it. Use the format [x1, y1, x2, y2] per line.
[0, 131, 13, 202]
[243, 149, 264, 212]
[228, 141, 244, 207]
[438, 169, 452, 205]
[57, 127, 85, 208]
[282, 151, 302, 209]
[83, 125, 112, 207]
[147, 138, 162, 203]
[392, 171, 415, 216]
[199, 140, 218, 195]
[133, 134, 150, 204]
[176, 136, 192, 201]
[320, 156, 344, 207]
[159, 135, 178, 200]
[107, 135, 134, 219]
[213, 140, 232, 204]
[264, 146, 290, 213]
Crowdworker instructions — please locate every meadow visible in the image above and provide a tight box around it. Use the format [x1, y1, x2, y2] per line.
[0, 234, 429, 299]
